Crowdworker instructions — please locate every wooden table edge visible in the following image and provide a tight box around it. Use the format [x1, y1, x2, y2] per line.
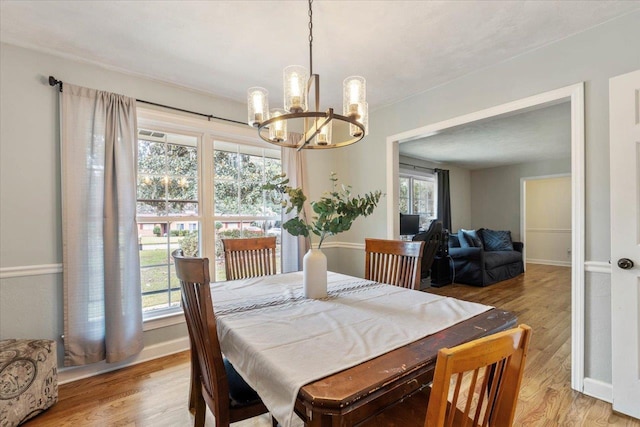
[296, 308, 517, 423]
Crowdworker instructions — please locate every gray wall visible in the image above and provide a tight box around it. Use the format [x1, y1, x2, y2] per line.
[470, 158, 571, 241]
[0, 43, 334, 369]
[329, 11, 640, 384]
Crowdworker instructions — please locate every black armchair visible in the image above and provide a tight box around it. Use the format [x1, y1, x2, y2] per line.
[412, 220, 443, 279]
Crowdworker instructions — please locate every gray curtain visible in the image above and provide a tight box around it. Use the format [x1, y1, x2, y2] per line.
[61, 84, 143, 366]
[281, 133, 309, 272]
[435, 169, 452, 231]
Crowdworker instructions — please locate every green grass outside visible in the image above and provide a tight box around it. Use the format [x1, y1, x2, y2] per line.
[140, 236, 181, 244]
[139, 248, 281, 310]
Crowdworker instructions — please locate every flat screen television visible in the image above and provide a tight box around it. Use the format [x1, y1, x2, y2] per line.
[399, 213, 420, 236]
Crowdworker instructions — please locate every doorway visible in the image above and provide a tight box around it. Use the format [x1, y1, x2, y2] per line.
[521, 174, 572, 268]
[384, 83, 585, 391]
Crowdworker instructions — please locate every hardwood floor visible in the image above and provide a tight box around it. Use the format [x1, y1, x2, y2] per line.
[26, 264, 639, 426]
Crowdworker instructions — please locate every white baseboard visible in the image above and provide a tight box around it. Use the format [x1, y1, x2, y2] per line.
[583, 377, 612, 403]
[526, 259, 571, 267]
[58, 336, 190, 384]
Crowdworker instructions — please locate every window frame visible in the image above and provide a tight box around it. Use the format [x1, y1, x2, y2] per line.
[137, 108, 281, 323]
[399, 169, 438, 229]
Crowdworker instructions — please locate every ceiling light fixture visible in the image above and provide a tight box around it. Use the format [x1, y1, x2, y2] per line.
[247, 0, 368, 150]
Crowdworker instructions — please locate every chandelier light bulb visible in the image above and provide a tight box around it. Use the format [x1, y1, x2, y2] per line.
[247, 87, 269, 127]
[284, 65, 309, 113]
[269, 108, 287, 143]
[343, 76, 366, 120]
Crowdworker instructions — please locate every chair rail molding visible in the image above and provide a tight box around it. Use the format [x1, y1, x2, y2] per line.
[584, 261, 612, 274]
[0, 263, 63, 279]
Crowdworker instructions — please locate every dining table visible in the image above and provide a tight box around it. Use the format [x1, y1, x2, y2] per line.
[210, 271, 516, 427]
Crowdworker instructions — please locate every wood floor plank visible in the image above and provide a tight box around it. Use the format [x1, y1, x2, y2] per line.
[24, 264, 639, 426]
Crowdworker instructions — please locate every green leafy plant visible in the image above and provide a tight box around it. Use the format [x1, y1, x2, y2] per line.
[264, 172, 382, 249]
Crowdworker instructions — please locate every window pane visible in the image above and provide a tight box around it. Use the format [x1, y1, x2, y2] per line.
[240, 182, 264, 215]
[214, 181, 239, 215]
[138, 140, 165, 175]
[399, 177, 410, 198]
[167, 144, 197, 176]
[137, 135, 199, 218]
[265, 157, 281, 180]
[168, 177, 197, 200]
[214, 150, 238, 180]
[138, 222, 199, 314]
[239, 153, 264, 182]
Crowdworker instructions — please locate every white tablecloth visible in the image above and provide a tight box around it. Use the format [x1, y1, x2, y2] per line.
[211, 272, 491, 427]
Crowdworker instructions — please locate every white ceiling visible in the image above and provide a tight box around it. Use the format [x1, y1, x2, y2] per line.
[399, 102, 571, 170]
[1, 1, 639, 112]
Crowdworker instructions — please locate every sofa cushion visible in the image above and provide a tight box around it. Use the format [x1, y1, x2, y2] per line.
[482, 229, 513, 251]
[484, 250, 522, 269]
[459, 229, 483, 248]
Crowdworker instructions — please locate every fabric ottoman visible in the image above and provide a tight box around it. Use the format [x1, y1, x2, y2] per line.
[0, 339, 58, 427]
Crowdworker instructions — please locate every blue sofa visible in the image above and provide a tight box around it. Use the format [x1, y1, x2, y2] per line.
[448, 229, 524, 287]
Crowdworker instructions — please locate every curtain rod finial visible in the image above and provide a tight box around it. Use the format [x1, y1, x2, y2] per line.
[48, 76, 62, 92]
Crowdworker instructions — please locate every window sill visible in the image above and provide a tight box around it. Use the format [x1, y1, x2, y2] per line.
[143, 310, 185, 331]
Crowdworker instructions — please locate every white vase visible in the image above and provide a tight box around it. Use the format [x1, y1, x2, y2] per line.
[303, 248, 327, 299]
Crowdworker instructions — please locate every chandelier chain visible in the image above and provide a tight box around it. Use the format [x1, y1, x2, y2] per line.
[308, 0, 313, 75]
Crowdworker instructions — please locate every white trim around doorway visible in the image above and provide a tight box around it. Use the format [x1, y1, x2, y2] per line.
[385, 83, 585, 393]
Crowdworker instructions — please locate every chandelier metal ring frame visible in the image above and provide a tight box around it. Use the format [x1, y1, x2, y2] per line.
[247, 0, 368, 150]
[257, 109, 365, 150]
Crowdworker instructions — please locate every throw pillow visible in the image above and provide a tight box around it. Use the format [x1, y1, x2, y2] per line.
[448, 234, 461, 248]
[482, 229, 514, 251]
[459, 229, 483, 248]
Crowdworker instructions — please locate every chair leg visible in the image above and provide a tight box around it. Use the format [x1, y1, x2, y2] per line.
[189, 348, 200, 412]
[193, 389, 206, 427]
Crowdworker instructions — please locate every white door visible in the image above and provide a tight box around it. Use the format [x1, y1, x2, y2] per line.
[610, 69, 640, 418]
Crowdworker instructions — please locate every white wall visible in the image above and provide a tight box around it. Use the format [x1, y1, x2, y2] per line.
[525, 176, 572, 266]
[329, 11, 640, 385]
[470, 158, 571, 240]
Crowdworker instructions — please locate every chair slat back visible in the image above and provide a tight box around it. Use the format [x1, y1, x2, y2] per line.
[425, 324, 532, 427]
[172, 249, 231, 423]
[364, 238, 425, 289]
[222, 237, 277, 281]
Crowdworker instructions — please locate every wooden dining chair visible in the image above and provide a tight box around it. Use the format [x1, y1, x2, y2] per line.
[172, 249, 276, 427]
[222, 236, 277, 280]
[424, 324, 532, 426]
[364, 238, 425, 290]
[360, 324, 531, 427]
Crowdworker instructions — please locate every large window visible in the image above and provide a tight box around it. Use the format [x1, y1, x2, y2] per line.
[136, 123, 281, 318]
[399, 173, 437, 230]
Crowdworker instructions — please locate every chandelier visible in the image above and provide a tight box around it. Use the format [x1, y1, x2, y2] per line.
[247, 0, 368, 150]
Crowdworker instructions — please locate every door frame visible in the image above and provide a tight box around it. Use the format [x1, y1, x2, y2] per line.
[385, 83, 585, 391]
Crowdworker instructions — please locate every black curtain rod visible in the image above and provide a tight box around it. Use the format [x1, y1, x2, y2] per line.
[48, 76, 246, 126]
[399, 162, 436, 172]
